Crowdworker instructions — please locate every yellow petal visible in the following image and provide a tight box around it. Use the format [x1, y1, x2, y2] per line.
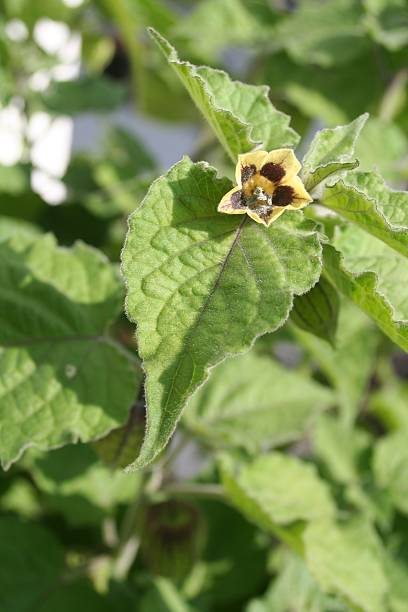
[235, 150, 268, 185]
[217, 186, 247, 215]
[281, 175, 313, 209]
[260, 148, 301, 183]
[246, 207, 286, 227]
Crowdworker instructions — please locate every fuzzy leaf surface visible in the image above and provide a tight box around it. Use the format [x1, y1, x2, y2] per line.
[122, 157, 323, 468]
[149, 29, 299, 160]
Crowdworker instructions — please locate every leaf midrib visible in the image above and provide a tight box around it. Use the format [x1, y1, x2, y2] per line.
[156, 216, 248, 416]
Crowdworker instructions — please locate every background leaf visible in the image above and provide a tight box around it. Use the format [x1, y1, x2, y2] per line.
[303, 519, 388, 612]
[184, 349, 334, 451]
[0, 234, 141, 468]
[220, 452, 335, 543]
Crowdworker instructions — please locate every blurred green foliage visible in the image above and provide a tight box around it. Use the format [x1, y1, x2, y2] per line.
[0, 1, 408, 610]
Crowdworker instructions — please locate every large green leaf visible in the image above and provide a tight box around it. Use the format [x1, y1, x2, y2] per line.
[301, 114, 368, 191]
[220, 452, 335, 543]
[184, 350, 334, 451]
[149, 29, 299, 161]
[303, 519, 388, 612]
[0, 234, 141, 468]
[122, 157, 323, 469]
[323, 244, 408, 351]
[322, 176, 408, 258]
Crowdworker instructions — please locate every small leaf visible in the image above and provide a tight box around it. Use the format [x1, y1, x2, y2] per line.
[149, 28, 299, 161]
[0, 234, 141, 468]
[323, 244, 408, 352]
[290, 276, 340, 345]
[303, 519, 388, 612]
[184, 350, 334, 450]
[301, 114, 368, 191]
[122, 157, 323, 468]
[220, 452, 335, 539]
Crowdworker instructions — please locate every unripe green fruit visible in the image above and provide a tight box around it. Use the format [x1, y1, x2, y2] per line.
[140, 499, 205, 583]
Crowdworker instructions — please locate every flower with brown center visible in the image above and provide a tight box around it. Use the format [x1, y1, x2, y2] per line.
[217, 149, 312, 226]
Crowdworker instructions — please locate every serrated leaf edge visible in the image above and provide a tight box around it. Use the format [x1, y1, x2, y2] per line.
[148, 27, 299, 160]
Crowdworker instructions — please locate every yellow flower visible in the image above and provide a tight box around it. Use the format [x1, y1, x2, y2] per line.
[218, 149, 312, 227]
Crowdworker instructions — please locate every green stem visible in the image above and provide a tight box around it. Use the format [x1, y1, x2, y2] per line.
[160, 482, 225, 500]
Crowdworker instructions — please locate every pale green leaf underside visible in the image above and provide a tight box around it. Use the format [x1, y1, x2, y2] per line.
[304, 519, 388, 612]
[334, 224, 408, 322]
[0, 235, 140, 469]
[322, 173, 408, 258]
[122, 157, 323, 469]
[301, 113, 368, 191]
[149, 28, 299, 161]
[323, 244, 408, 351]
[220, 453, 335, 533]
[343, 170, 408, 228]
[184, 350, 334, 450]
